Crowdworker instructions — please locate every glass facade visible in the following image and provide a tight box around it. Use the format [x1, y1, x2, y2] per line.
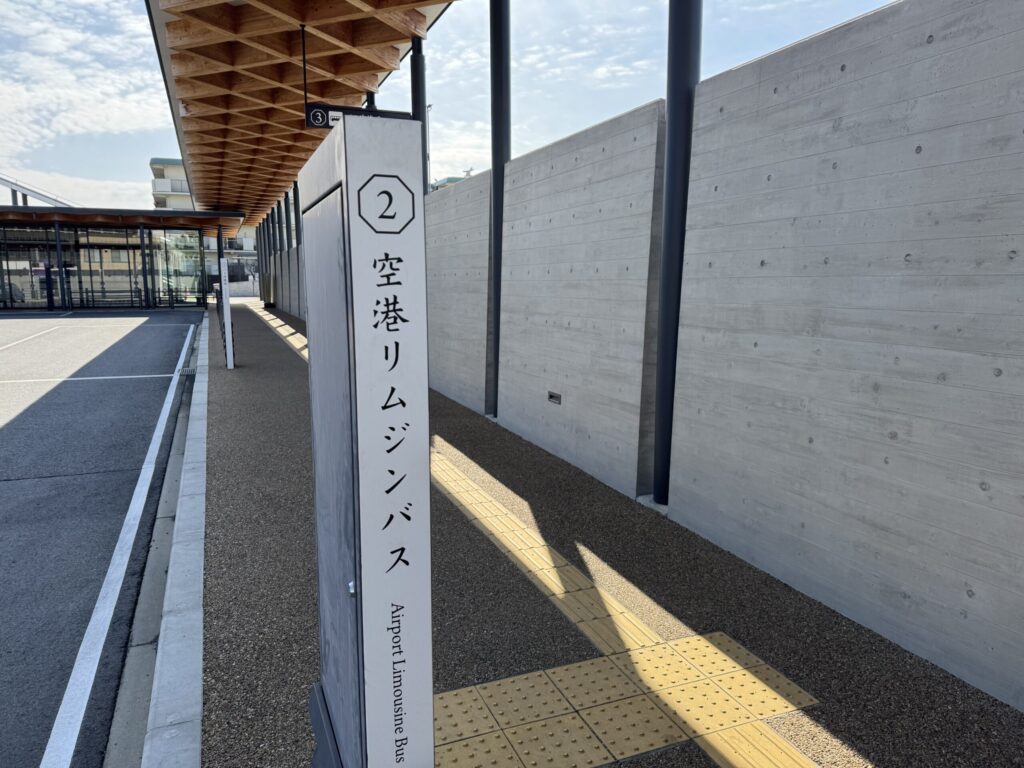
[0, 225, 208, 310]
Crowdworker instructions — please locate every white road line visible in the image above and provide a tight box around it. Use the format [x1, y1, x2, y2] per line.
[0, 326, 60, 352]
[59, 311, 73, 317]
[56, 324, 197, 329]
[39, 323, 196, 768]
[0, 374, 174, 385]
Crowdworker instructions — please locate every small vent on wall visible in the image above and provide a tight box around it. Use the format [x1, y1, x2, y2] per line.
[548, 391, 562, 405]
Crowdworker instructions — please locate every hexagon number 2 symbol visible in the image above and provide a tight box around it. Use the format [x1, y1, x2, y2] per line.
[357, 174, 415, 235]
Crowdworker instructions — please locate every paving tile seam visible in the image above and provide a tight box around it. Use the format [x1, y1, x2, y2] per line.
[246, 303, 819, 768]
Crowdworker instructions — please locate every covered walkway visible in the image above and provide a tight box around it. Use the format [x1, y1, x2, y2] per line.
[203, 301, 1024, 768]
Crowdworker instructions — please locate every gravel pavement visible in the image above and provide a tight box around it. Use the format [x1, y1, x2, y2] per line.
[203, 306, 1024, 767]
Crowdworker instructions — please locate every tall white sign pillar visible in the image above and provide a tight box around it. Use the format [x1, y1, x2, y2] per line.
[299, 114, 433, 768]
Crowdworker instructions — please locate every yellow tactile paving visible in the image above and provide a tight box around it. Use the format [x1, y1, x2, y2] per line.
[251, 313, 820, 767]
[506, 545, 570, 573]
[550, 588, 626, 623]
[713, 665, 818, 718]
[697, 721, 818, 768]
[651, 679, 758, 737]
[525, 565, 593, 596]
[489, 528, 547, 551]
[579, 694, 689, 759]
[504, 714, 613, 768]
[478, 672, 573, 729]
[609, 643, 704, 692]
[546, 657, 643, 710]
[578, 613, 663, 654]
[472, 514, 528, 536]
[434, 687, 501, 746]
[670, 632, 765, 677]
[434, 731, 525, 768]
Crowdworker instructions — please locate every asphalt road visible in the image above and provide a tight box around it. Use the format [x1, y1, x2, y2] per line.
[0, 310, 200, 768]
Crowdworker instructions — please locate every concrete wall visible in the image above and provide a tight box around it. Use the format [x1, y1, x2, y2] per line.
[424, 171, 491, 413]
[669, 0, 1024, 709]
[497, 102, 665, 497]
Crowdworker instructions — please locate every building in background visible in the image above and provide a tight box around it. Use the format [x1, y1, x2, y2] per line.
[150, 158, 193, 211]
[150, 158, 257, 291]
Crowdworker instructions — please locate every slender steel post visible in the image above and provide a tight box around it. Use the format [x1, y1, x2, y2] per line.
[74, 228, 85, 306]
[54, 221, 68, 310]
[9, 189, 16, 205]
[139, 225, 151, 308]
[486, 0, 510, 417]
[365, 91, 376, 110]
[411, 36, 429, 194]
[652, 0, 702, 505]
[21, 192, 28, 206]
[292, 181, 302, 246]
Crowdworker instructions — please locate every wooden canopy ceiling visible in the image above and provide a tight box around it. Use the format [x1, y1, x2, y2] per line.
[0, 206, 244, 236]
[148, 0, 452, 227]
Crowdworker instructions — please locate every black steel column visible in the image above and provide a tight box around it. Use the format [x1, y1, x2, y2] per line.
[411, 36, 429, 193]
[652, 0, 702, 505]
[292, 181, 302, 246]
[365, 91, 376, 110]
[486, 0, 510, 417]
[276, 200, 285, 308]
[276, 200, 285, 255]
[21, 193, 28, 206]
[284, 190, 294, 250]
[9, 189, 16, 205]
[269, 209, 278, 307]
[257, 222, 264, 302]
[292, 180, 302, 313]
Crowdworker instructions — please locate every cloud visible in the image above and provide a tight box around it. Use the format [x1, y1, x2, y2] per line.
[10, 168, 152, 209]
[0, 0, 170, 182]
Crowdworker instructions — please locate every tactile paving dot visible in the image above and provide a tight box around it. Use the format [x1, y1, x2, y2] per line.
[712, 664, 818, 718]
[526, 565, 593, 596]
[552, 588, 626, 623]
[609, 643, 704, 692]
[669, 632, 764, 676]
[578, 613, 662, 654]
[579, 694, 689, 759]
[477, 672, 573, 728]
[505, 713, 613, 767]
[434, 730, 525, 768]
[434, 686, 501, 746]
[546, 656, 643, 709]
[649, 679, 757, 737]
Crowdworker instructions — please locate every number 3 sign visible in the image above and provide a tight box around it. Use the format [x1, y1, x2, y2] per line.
[357, 174, 416, 235]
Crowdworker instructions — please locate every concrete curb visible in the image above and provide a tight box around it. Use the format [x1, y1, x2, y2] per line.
[141, 315, 208, 768]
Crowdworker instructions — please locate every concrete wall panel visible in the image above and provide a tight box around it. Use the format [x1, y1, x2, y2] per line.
[425, 171, 491, 413]
[497, 102, 665, 496]
[669, 0, 1024, 710]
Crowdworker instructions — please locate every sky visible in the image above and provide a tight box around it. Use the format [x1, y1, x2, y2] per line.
[0, 0, 892, 208]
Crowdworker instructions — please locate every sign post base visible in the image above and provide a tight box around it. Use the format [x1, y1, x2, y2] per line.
[310, 683, 344, 768]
